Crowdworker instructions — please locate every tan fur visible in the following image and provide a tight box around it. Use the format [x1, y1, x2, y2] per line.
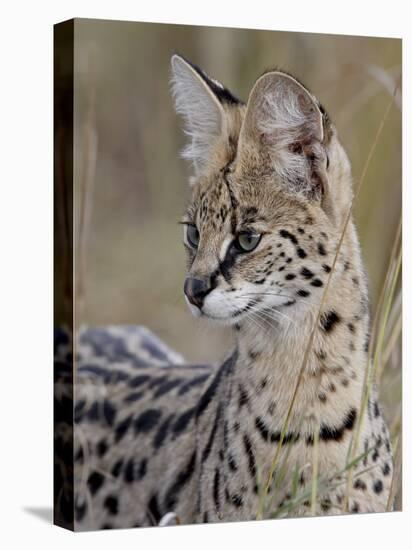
[67, 56, 393, 530]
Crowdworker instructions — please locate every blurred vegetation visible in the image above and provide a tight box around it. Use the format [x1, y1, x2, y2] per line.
[73, 19, 401, 443]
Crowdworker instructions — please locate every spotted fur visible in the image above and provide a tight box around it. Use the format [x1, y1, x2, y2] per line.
[61, 55, 392, 530]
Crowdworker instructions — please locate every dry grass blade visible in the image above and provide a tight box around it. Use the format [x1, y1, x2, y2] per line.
[366, 64, 402, 110]
[381, 296, 402, 368]
[374, 242, 402, 383]
[386, 430, 402, 511]
[310, 426, 320, 515]
[342, 95, 401, 511]
[344, 220, 401, 510]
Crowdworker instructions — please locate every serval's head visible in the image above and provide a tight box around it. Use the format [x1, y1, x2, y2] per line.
[171, 55, 354, 326]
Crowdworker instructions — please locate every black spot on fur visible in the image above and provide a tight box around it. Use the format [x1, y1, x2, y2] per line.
[307, 408, 357, 445]
[87, 401, 99, 422]
[147, 494, 162, 524]
[300, 267, 314, 279]
[354, 479, 367, 491]
[148, 375, 168, 389]
[231, 493, 244, 508]
[285, 273, 296, 280]
[202, 404, 223, 463]
[74, 399, 86, 423]
[87, 471, 104, 495]
[382, 463, 391, 476]
[238, 385, 249, 408]
[228, 453, 238, 472]
[279, 229, 298, 245]
[318, 243, 327, 255]
[311, 278, 323, 287]
[153, 378, 182, 398]
[351, 502, 360, 513]
[363, 440, 370, 466]
[134, 409, 162, 434]
[321, 310, 340, 332]
[255, 417, 270, 441]
[196, 352, 235, 419]
[164, 451, 197, 509]
[138, 458, 147, 479]
[103, 400, 116, 426]
[104, 496, 119, 516]
[321, 499, 332, 512]
[297, 248, 307, 258]
[96, 439, 108, 457]
[373, 480, 383, 494]
[297, 289, 310, 297]
[219, 243, 239, 284]
[115, 415, 133, 442]
[321, 408, 357, 442]
[255, 417, 299, 445]
[213, 468, 220, 511]
[178, 374, 210, 395]
[173, 407, 196, 435]
[243, 434, 257, 482]
[124, 391, 144, 403]
[124, 458, 135, 483]
[129, 374, 150, 388]
[322, 264, 331, 273]
[152, 414, 175, 449]
[225, 487, 243, 508]
[111, 459, 123, 478]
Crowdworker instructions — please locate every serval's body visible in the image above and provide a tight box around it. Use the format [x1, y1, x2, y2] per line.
[59, 55, 392, 530]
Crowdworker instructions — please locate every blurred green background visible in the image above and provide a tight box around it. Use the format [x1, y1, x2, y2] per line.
[73, 19, 401, 372]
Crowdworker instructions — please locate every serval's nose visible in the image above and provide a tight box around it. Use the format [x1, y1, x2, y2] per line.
[184, 276, 213, 309]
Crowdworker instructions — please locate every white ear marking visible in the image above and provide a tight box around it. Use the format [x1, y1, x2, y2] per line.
[255, 72, 323, 144]
[170, 55, 225, 174]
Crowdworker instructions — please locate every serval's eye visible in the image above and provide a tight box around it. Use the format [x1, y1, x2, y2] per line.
[235, 232, 262, 253]
[185, 224, 200, 248]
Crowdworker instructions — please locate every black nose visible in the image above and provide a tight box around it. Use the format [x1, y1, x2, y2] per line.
[184, 276, 212, 309]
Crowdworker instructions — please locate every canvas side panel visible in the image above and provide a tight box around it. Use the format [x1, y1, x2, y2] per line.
[53, 19, 74, 531]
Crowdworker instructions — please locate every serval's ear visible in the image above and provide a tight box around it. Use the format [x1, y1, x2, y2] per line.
[170, 54, 239, 176]
[237, 71, 331, 199]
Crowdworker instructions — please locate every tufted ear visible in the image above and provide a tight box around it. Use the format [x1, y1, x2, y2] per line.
[237, 71, 330, 199]
[170, 54, 238, 176]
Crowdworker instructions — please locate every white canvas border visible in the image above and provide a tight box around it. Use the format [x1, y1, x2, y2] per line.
[0, 1, 408, 549]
